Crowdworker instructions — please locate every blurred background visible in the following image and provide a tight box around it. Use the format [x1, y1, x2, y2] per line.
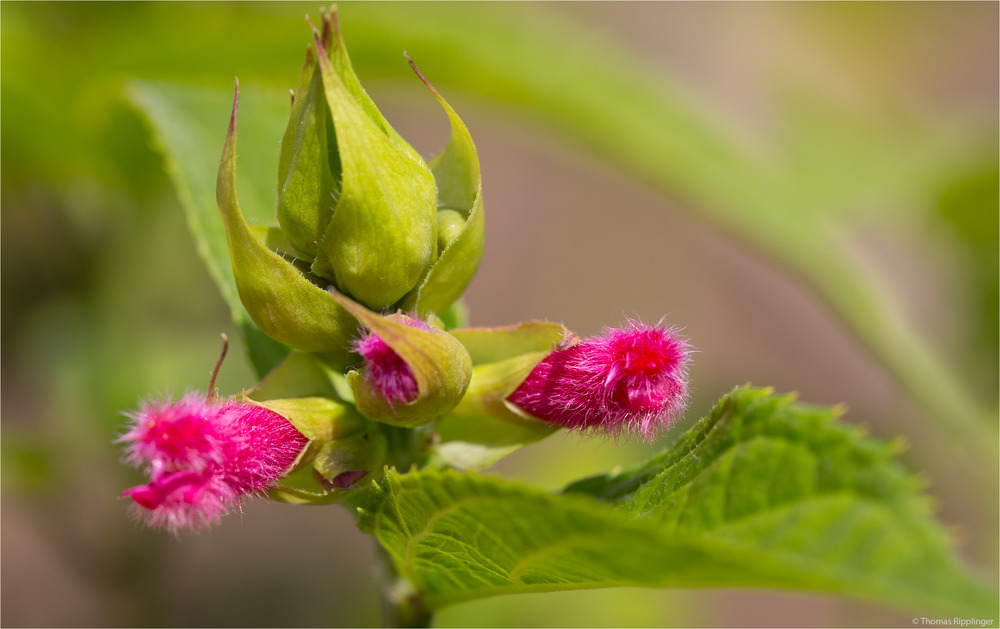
[2, 2, 996, 627]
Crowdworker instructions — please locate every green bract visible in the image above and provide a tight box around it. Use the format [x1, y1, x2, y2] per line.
[252, 395, 387, 503]
[218, 9, 484, 364]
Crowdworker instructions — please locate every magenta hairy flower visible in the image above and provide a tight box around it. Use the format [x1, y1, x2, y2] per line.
[352, 315, 432, 406]
[506, 320, 691, 441]
[119, 393, 307, 533]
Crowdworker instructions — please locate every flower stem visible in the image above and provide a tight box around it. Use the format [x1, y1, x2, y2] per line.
[376, 543, 431, 628]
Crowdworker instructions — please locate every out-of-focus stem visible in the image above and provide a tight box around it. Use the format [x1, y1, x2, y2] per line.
[797, 229, 999, 477]
[376, 544, 431, 628]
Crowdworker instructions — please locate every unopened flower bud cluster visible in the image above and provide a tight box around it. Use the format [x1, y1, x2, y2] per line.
[119, 9, 692, 532]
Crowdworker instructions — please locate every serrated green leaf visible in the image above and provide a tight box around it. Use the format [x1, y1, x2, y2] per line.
[363, 386, 997, 616]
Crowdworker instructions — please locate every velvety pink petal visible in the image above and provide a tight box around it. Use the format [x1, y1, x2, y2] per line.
[351, 315, 432, 406]
[118, 393, 307, 533]
[507, 320, 691, 441]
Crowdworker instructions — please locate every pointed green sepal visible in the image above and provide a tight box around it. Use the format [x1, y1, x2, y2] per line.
[333, 291, 472, 428]
[435, 298, 470, 330]
[247, 225, 303, 261]
[433, 322, 574, 470]
[216, 81, 359, 365]
[451, 321, 574, 365]
[400, 61, 485, 316]
[309, 20, 438, 310]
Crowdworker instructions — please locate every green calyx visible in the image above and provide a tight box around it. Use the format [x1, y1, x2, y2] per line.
[253, 395, 386, 504]
[432, 322, 574, 470]
[334, 292, 473, 428]
[247, 352, 387, 503]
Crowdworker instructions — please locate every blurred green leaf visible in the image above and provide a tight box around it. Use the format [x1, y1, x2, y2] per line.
[362, 386, 997, 616]
[936, 159, 1000, 392]
[1, 435, 58, 493]
[126, 80, 292, 376]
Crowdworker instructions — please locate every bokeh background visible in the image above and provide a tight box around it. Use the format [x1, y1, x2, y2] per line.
[2, 2, 996, 627]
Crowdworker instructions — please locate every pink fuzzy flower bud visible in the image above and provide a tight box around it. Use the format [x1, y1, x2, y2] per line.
[119, 393, 308, 533]
[351, 315, 433, 407]
[506, 319, 691, 441]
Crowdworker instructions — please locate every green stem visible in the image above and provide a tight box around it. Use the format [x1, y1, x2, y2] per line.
[376, 543, 432, 628]
[373, 426, 436, 627]
[382, 424, 434, 471]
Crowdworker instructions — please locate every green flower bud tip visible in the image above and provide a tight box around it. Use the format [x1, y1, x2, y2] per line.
[307, 13, 439, 310]
[220, 8, 486, 362]
[436, 208, 466, 254]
